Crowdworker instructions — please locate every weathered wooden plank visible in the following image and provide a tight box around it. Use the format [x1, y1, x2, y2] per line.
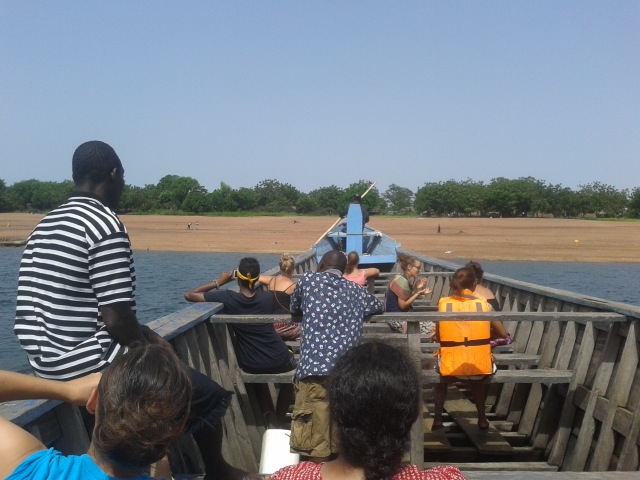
[422, 404, 452, 452]
[565, 323, 622, 471]
[211, 312, 627, 324]
[407, 320, 424, 469]
[148, 303, 222, 340]
[517, 298, 555, 437]
[463, 473, 639, 479]
[548, 322, 595, 466]
[591, 322, 639, 471]
[0, 398, 60, 426]
[443, 387, 515, 455]
[208, 323, 259, 472]
[423, 461, 557, 472]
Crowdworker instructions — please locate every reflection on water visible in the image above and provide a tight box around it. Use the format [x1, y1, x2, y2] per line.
[1, 248, 638, 372]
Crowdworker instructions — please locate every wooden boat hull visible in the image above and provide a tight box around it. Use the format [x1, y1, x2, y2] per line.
[2, 245, 639, 476]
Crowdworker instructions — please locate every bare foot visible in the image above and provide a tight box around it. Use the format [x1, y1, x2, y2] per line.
[478, 420, 489, 430]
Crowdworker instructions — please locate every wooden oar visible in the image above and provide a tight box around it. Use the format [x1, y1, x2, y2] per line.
[360, 181, 377, 199]
[313, 217, 343, 246]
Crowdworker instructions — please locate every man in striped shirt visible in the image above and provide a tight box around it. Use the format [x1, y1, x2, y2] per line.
[14, 141, 255, 480]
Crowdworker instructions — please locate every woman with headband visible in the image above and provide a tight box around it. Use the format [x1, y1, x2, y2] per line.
[185, 257, 295, 425]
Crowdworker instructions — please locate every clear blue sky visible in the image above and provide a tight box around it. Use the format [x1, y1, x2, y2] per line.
[2, 1, 638, 194]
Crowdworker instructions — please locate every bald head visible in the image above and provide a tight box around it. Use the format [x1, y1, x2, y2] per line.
[318, 250, 347, 273]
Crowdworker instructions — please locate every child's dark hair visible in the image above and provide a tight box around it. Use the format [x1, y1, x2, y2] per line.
[329, 342, 420, 480]
[93, 344, 191, 471]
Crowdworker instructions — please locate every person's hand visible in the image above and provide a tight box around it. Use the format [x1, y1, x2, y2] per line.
[418, 286, 432, 296]
[219, 270, 235, 285]
[65, 372, 101, 405]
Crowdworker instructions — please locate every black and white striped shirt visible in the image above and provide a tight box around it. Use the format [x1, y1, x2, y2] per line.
[14, 192, 136, 379]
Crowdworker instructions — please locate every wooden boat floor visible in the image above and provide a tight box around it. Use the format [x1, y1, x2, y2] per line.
[440, 387, 514, 456]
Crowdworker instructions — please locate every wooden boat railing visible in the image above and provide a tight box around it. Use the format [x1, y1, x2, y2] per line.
[2, 249, 639, 476]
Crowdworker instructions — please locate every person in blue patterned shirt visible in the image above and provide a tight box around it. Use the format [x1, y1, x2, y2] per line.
[289, 250, 383, 462]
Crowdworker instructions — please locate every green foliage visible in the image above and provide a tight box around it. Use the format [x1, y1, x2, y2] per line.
[628, 188, 640, 219]
[307, 185, 344, 215]
[0, 175, 635, 218]
[156, 175, 204, 210]
[383, 184, 414, 212]
[7, 179, 74, 212]
[253, 179, 302, 212]
[340, 180, 385, 214]
[576, 182, 629, 217]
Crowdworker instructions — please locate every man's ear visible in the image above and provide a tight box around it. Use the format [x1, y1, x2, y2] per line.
[109, 168, 119, 182]
[86, 387, 99, 415]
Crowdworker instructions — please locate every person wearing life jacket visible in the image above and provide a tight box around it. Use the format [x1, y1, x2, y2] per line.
[432, 266, 494, 431]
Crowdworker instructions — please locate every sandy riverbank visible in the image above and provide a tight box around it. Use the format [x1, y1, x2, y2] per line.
[1, 213, 639, 263]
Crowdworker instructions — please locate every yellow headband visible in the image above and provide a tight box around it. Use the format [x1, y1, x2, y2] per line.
[236, 270, 259, 288]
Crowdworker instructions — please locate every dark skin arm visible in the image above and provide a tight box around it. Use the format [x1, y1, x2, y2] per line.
[101, 302, 174, 354]
[184, 271, 235, 303]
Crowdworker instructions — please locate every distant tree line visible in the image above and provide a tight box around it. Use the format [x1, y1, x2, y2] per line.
[1, 175, 639, 219]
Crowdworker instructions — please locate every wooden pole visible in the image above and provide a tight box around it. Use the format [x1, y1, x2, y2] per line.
[360, 181, 377, 199]
[312, 217, 343, 246]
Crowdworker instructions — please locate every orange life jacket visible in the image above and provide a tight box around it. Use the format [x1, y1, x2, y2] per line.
[437, 290, 493, 376]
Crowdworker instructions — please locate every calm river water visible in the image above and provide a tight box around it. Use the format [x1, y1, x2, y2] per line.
[0, 248, 637, 373]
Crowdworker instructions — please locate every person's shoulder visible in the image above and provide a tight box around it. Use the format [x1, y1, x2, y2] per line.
[271, 460, 320, 479]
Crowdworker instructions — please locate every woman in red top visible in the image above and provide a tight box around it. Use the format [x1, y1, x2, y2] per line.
[270, 342, 465, 480]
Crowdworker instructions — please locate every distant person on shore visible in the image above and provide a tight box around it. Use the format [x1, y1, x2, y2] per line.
[465, 261, 512, 348]
[433, 267, 495, 431]
[343, 251, 380, 288]
[270, 342, 466, 480]
[259, 253, 302, 341]
[13, 140, 252, 480]
[289, 250, 383, 463]
[0, 344, 190, 480]
[385, 254, 434, 336]
[185, 257, 296, 426]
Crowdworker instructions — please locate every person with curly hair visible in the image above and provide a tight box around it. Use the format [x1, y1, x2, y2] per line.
[270, 342, 465, 480]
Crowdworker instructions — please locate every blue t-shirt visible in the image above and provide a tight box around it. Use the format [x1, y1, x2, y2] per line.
[7, 448, 154, 480]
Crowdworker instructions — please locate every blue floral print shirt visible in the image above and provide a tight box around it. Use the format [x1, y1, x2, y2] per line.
[290, 269, 383, 380]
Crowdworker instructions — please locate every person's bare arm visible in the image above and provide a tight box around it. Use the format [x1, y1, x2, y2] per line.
[184, 271, 234, 303]
[101, 301, 146, 347]
[0, 371, 101, 478]
[258, 275, 275, 289]
[0, 371, 100, 405]
[364, 268, 380, 279]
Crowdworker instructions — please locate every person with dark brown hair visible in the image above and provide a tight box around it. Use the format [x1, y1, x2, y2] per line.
[433, 267, 494, 431]
[343, 251, 380, 287]
[1, 344, 191, 479]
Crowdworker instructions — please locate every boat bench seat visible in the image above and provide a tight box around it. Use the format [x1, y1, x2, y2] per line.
[241, 367, 571, 385]
[241, 371, 295, 384]
[423, 368, 573, 384]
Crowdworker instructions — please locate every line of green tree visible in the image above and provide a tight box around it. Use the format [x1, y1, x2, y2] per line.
[1, 176, 639, 219]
